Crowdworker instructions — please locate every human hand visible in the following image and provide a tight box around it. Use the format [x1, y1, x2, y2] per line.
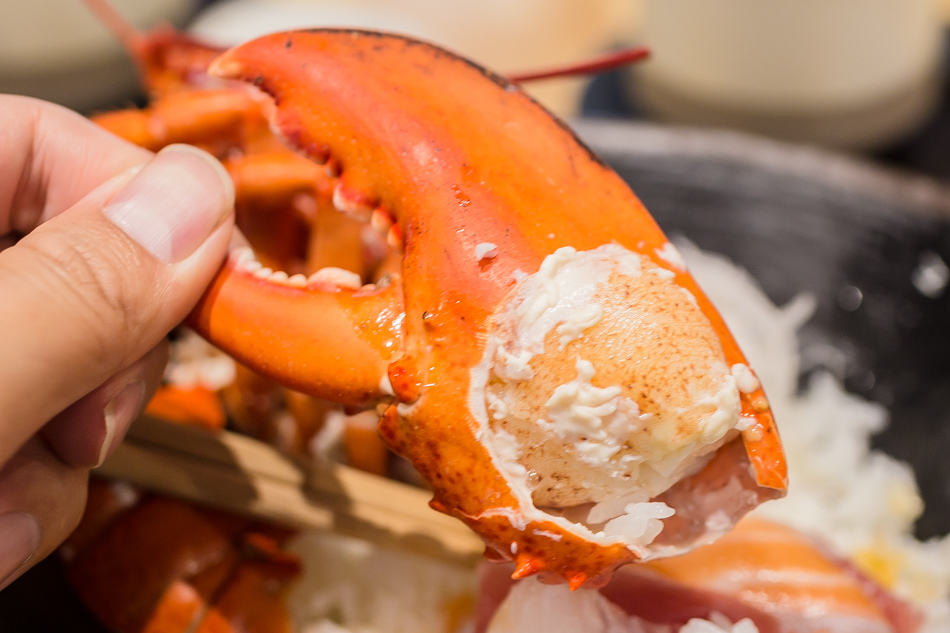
[0, 95, 235, 589]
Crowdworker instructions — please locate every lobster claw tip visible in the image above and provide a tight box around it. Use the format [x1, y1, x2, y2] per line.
[567, 572, 590, 591]
[512, 555, 546, 580]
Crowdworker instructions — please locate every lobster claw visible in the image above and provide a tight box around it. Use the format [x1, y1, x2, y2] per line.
[188, 29, 786, 588]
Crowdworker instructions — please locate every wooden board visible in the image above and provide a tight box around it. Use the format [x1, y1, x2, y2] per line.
[98, 415, 484, 566]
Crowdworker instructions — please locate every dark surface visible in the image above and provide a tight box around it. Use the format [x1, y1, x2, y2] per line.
[0, 557, 107, 633]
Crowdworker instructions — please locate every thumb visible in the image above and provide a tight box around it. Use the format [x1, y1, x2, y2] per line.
[0, 144, 234, 464]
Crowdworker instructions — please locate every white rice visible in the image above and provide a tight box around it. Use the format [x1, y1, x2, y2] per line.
[679, 240, 950, 632]
[286, 531, 476, 633]
[164, 328, 237, 390]
[287, 241, 950, 632]
[487, 576, 758, 633]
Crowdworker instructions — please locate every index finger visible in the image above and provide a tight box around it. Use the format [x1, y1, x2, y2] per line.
[0, 94, 152, 237]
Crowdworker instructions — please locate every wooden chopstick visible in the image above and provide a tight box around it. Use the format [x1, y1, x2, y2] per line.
[98, 415, 484, 566]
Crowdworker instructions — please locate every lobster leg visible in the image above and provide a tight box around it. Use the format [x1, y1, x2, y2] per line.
[93, 90, 264, 155]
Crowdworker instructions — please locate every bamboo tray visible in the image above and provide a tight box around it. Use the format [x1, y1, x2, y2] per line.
[98, 415, 484, 566]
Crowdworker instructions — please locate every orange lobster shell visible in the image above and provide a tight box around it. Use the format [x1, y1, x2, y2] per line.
[180, 30, 787, 588]
[61, 479, 299, 633]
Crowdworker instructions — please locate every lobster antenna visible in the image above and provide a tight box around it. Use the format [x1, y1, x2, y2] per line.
[509, 46, 650, 83]
[82, 0, 147, 56]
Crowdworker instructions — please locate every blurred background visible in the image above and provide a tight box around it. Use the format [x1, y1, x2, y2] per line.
[7, 0, 950, 176]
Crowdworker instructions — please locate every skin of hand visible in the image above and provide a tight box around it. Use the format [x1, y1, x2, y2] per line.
[0, 94, 235, 590]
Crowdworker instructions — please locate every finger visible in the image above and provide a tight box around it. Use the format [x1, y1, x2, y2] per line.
[42, 341, 169, 469]
[0, 436, 88, 591]
[0, 95, 151, 236]
[0, 144, 235, 465]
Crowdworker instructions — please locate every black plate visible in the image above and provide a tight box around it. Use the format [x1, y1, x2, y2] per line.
[576, 120, 950, 539]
